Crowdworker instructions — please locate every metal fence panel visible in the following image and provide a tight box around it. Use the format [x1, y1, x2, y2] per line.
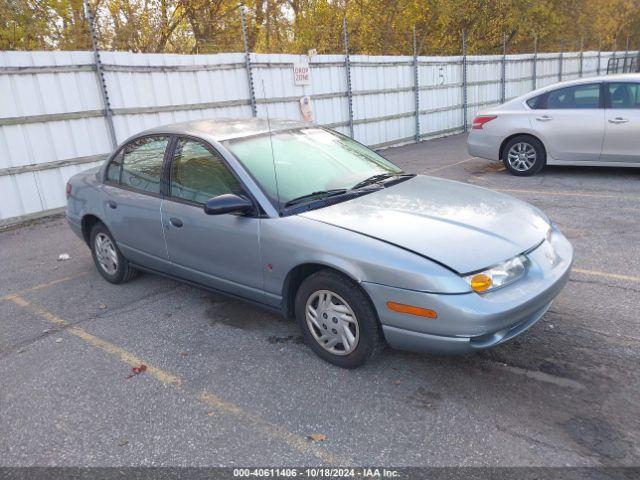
[0, 48, 635, 226]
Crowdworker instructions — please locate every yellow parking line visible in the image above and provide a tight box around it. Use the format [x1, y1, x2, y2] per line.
[197, 391, 344, 464]
[427, 157, 476, 173]
[573, 268, 640, 283]
[7, 294, 351, 465]
[495, 188, 640, 202]
[0, 273, 88, 302]
[9, 295, 181, 385]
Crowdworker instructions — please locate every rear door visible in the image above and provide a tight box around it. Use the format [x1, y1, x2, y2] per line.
[102, 135, 170, 271]
[161, 136, 264, 301]
[601, 82, 640, 163]
[529, 82, 604, 162]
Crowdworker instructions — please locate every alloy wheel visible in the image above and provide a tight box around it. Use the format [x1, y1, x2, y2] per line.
[507, 142, 537, 172]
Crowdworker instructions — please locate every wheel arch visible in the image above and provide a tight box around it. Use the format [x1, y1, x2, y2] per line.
[499, 133, 547, 162]
[81, 214, 106, 245]
[281, 262, 367, 320]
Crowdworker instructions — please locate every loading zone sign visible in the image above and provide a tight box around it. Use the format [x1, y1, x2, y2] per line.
[293, 61, 311, 86]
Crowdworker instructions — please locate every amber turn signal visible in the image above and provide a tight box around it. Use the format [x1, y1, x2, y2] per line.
[386, 302, 437, 318]
[470, 273, 493, 292]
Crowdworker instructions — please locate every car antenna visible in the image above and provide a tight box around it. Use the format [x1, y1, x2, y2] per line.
[261, 79, 281, 215]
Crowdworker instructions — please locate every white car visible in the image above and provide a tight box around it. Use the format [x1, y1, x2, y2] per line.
[467, 74, 640, 176]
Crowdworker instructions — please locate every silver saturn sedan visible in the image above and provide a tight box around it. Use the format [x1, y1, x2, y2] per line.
[66, 119, 573, 368]
[468, 74, 640, 175]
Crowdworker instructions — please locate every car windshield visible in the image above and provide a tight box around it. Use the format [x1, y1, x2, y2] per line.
[225, 128, 403, 209]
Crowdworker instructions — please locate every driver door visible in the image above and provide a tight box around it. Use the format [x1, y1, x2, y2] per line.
[161, 136, 264, 302]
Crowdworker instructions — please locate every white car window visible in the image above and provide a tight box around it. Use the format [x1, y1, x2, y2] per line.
[546, 84, 600, 109]
[607, 82, 640, 109]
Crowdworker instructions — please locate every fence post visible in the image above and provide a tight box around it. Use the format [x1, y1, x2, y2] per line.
[413, 26, 420, 142]
[558, 40, 563, 82]
[462, 30, 468, 133]
[532, 35, 538, 90]
[83, 0, 116, 149]
[240, 7, 257, 117]
[343, 18, 354, 138]
[579, 36, 584, 77]
[500, 34, 507, 103]
[597, 39, 601, 75]
[623, 36, 630, 72]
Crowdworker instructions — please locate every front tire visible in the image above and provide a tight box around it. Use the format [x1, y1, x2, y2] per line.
[90, 223, 137, 284]
[502, 135, 545, 176]
[295, 269, 385, 368]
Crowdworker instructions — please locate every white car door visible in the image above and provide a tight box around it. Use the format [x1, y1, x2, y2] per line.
[601, 82, 640, 164]
[529, 82, 604, 162]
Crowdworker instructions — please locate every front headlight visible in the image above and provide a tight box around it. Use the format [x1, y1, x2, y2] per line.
[464, 255, 528, 293]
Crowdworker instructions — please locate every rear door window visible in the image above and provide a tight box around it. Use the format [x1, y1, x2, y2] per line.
[607, 82, 640, 109]
[106, 151, 123, 183]
[118, 136, 170, 194]
[546, 83, 601, 109]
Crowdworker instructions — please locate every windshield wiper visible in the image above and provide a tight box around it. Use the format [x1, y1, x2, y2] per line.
[351, 172, 413, 190]
[284, 189, 348, 207]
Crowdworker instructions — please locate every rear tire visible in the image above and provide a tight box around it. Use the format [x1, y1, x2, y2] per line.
[90, 223, 138, 284]
[502, 135, 546, 176]
[295, 269, 385, 368]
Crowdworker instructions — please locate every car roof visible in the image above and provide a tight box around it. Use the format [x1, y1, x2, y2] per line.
[135, 118, 310, 143]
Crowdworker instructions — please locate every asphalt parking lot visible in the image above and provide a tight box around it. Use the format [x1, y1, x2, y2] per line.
[1, 133, 639, 467]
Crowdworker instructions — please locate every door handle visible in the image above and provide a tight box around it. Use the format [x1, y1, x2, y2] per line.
[169, 217, 183, 228]
[106, 200, 117, 209]
[608, 117, 629, 124]
[535, 115, 552, 122]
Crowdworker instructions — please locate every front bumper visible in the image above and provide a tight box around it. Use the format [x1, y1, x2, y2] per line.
[361, 226, 573, 354]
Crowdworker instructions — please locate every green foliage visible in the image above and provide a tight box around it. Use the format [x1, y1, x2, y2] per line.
[1, 0, 639, 53]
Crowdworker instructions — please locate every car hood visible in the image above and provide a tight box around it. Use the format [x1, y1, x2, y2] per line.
[299, 175, 550, 274]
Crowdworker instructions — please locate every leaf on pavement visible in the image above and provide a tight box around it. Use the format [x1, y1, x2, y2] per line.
[308, 433, 326, 442]
[126, 364, 148, 379]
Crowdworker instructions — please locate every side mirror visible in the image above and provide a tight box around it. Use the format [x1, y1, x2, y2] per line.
[203, 194, 253, 216]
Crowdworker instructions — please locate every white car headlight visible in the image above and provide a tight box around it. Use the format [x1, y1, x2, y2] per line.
[464, 255, 528, 293]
